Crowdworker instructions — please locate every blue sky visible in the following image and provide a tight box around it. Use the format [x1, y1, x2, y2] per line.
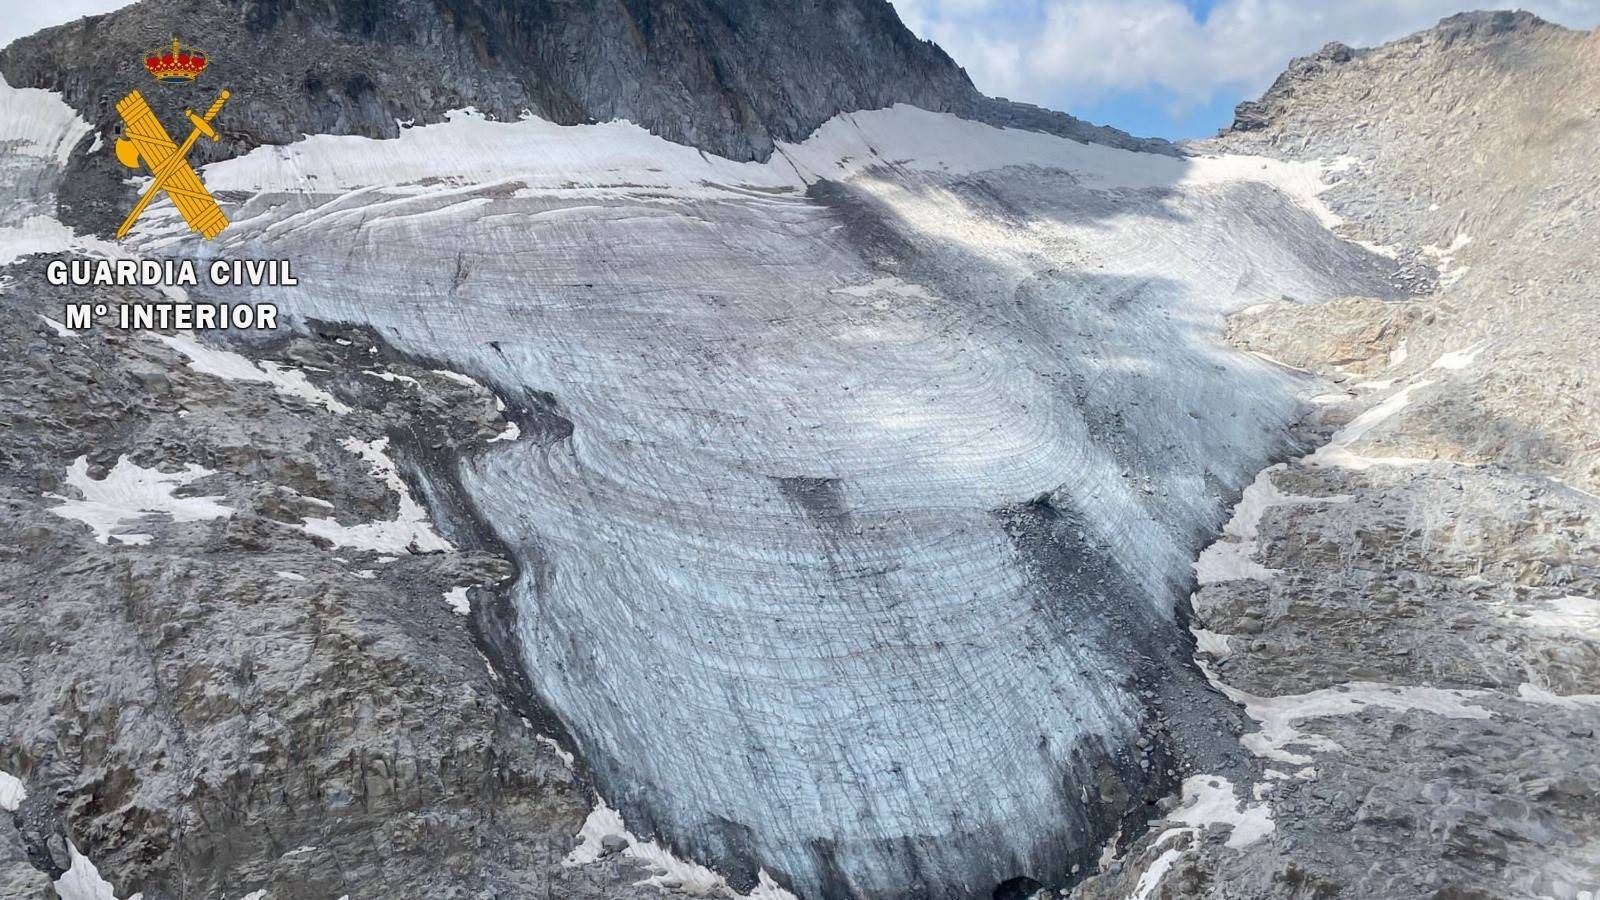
[1068, 87, 1242, 143]
[891, 0, 1600, 140]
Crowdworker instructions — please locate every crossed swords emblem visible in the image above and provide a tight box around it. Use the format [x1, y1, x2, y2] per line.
[113, 88, 231, 240]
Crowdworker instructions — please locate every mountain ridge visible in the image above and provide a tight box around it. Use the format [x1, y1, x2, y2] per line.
[1226, 10, 1565, 134]
[0, 0, 1174, 168]
[1076, 9, 1600, 897]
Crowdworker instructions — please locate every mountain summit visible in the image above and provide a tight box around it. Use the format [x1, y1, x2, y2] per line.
[0, 0, 1170, 164]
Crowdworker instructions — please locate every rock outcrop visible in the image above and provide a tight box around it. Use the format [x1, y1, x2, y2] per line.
[0, 0, 1173, 240]
[0, 256, 682, 899]
[1069, 11, 1600, 898]
[0, 0, 1171, 166]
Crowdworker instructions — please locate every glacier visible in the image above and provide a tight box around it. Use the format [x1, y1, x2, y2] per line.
[7, 78, 1400, 897]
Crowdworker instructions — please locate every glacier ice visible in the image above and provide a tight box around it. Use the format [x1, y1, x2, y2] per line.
[38, 86, 1403, 895]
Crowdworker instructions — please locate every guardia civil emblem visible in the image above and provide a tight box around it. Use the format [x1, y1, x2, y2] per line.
[112, 38, 230, 240]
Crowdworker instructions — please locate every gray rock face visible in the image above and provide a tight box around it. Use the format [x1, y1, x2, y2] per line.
[1226, 10, 1553, 135]
[0, 262, 678, 898]
[0, 0, 1171, 168]
[1071, 11, 1600, 899]
[1226, 297, 1432, 375]
[0, 819, 54, 900]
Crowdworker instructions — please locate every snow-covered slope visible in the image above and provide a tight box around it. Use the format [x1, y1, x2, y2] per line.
[63, 103, 1396, 897]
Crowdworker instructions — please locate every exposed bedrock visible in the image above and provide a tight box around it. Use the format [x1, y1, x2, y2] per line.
[1071, 11, 1600, 898]
[0, 259, 657, 899]
[0, 0, 1172, 238]
[145, 107, 1405, 897]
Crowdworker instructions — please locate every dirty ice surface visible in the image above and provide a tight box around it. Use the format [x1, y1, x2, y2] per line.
[77, 93, 1400, 895]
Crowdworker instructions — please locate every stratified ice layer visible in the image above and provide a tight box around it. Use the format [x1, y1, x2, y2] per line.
[131, 106, 1392, 897]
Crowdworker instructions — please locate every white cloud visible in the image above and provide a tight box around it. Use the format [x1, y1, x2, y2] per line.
[0, 1, 138, 51]
[895, 0, 1600, 110]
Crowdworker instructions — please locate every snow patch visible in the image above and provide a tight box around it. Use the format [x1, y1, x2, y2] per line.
[1194, 465, 1339, 585]
[40, 314, 75, 337]
[1310, 381, 1436, 469]
[47, 455, 231, 544]
[1168, 775, 1274, 849]
[0, 769, 25, 811]
[298, 437, 452, 553]
[54, 842, 143, 900]
[1194, 539, 1277, 584]
[363, 369, 421, 388]
[1423, 232, 1472, 288]
[259, 363, 353, 413]
[1522, 595, 1600, 632]
[1517, 683, 1600, 708]
[565, 797, 798, 899]
[536, 734, 575, 767]
[1431, 343, 1485, 371]
[1205, 668, 1492, 765]
[0, 215, 78, 266]
[562, 797, 626, 866]
[1387, 338, 1409, 367]
[1191, 628, 1232, 658]
[158, 333, 352, 414]
[443, 586, 471, 616]
[1124, 774, 1273, 897]
[0, 77, 92, 166]
[1128, 845, 1186, 900]
[430, 368, 482, 388]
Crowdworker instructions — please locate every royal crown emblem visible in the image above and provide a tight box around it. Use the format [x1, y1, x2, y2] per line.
[144, 37, 208, 82]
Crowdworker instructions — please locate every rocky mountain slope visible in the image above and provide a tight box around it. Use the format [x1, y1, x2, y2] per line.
[0, 0, 1170, 237]
[1, 5, 1595, 900]
[1069, 11, 1600, 899]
